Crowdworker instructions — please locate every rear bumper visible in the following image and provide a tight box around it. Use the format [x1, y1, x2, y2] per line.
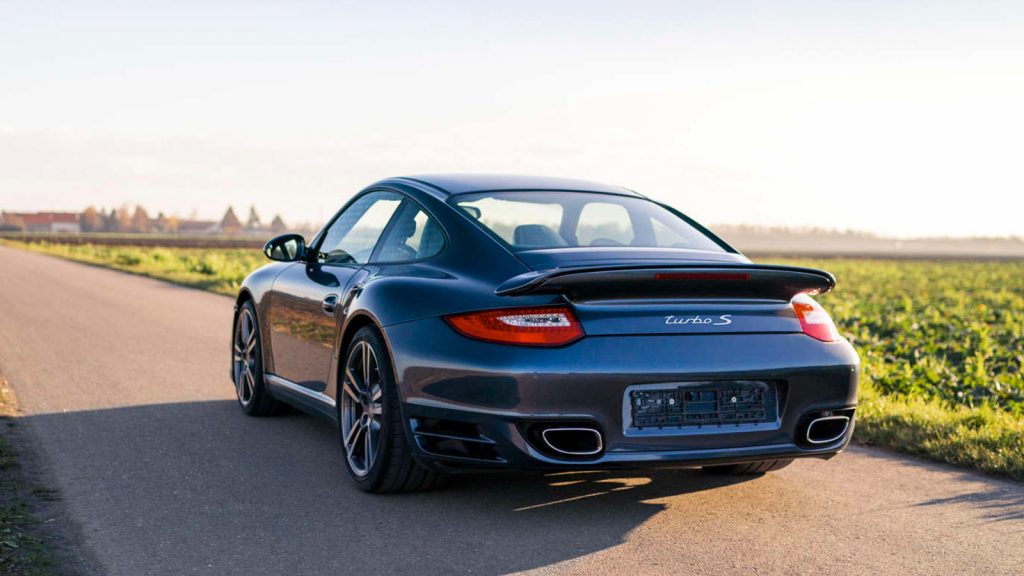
[383, 318, 859, 471]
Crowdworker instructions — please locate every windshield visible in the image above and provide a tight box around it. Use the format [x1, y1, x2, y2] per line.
[454, 191, 726, 253]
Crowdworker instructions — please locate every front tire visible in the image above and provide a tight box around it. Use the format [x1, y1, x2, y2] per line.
[232, 300, 279, 416]
[702, 459, 793, 475]
[339, 326, 447, 493]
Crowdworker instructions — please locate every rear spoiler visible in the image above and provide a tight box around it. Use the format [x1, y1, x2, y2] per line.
[495, 264, 835, 301]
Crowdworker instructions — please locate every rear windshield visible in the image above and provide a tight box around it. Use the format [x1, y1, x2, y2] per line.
[453, 191, 726, 253]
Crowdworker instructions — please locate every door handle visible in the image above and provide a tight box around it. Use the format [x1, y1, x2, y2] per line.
[322, 294, 340, 316]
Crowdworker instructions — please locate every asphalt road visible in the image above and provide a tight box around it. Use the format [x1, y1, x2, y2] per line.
[0, 245, 1021, 575]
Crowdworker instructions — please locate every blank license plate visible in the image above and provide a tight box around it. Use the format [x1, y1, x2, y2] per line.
[630, 381, 775, 429]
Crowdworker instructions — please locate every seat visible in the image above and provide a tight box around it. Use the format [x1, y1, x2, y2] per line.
[513, 224, 568, 249]
[377, 215, 418, 261]
[417, 219, 445, 259]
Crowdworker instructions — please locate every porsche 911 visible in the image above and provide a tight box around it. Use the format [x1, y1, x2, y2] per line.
[231, 174, 859, 493]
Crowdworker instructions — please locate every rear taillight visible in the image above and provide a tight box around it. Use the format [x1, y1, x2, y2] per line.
[791, 293, 840, 342]
[444, 305, 584, 347]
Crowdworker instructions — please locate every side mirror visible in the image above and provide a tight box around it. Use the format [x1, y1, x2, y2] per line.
[263, 234, 307, 262]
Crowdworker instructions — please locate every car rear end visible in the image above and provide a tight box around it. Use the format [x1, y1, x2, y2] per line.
[383, 187, 858, 471]
[386, 261, 859, 471]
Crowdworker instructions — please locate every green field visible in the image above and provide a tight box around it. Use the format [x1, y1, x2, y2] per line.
[5, 240, 1023, 479]
[778, 258, 1024, 479]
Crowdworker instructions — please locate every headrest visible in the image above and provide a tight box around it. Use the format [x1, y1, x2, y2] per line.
[513, 224, 567, 248]
[418, 219, 444, 257]
[390, 215, 417, 240]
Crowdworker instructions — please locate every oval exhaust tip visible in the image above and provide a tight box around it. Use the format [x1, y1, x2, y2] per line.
[806, 415, 850, 445]
[540, 427, 603, 456]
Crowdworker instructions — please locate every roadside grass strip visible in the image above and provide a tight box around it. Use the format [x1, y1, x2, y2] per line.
[0, 377, 57, 575]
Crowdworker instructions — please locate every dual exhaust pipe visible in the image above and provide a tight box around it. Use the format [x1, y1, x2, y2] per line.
[538, 426, 603, 457]
[805, 413, 851, 445]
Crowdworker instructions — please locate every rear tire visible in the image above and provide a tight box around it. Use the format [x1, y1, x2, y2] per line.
[232, 300, 279, 416]
[339, 326, 448, 493]
[702, 459, 793, 475]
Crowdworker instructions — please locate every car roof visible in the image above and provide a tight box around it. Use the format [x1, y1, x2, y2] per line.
[384, 174, 643, 198]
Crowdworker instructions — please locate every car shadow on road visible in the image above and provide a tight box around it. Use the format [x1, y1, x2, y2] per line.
[913, 482, 1024, 523]
[24, 399, 773, 575]
[848, 445, 1024, 526]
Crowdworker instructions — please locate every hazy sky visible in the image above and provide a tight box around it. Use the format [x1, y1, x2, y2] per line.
[1, 1, 1022, 237]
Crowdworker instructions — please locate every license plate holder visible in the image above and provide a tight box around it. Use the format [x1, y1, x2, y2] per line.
[629, 381, 777, 429]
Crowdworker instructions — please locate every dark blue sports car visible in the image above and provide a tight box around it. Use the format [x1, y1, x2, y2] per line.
[232, 174, 859, 493]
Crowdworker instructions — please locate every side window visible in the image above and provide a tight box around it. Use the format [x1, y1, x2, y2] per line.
[576, 202, 634, 247]
[373, 201, 445, 263]
[318, 192, 402, 264]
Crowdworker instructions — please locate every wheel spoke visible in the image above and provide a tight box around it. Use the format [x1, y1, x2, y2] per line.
[237, 367, 248, 401]
[240, 312, 252, 345]
[341, 379, 360, 403]
[244, 371, 255, 402]
[364, 423, 374, 470]
[345, 366, 364, 394]
[344, 419, 363, 452]
[371, 386, 382, 402]
[363, 343, 374, 389]
[372, 342, 380, 387]
[233, 333, 245, 365]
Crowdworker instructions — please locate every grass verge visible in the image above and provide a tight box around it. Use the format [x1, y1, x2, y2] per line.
[0, 375, 59, 575]
[855, 381, 1024, 479]
[1, 240, 264, 297]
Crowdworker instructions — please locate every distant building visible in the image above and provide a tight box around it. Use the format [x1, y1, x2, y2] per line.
[0, 211, 81, 233]
[218, 207, 243, 235]
[205, 206, 288, 237]
[176, 219, 219, 235]
[271, 215, 287, 234]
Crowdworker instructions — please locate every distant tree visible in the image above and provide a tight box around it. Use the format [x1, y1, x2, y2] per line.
[153, 213, 180, 234]
[271, 214, 287, 234]
[155, 212, 170, 233]
[102, 208, 117, 232]
[81, 206, 103, 232]
[246, 205, 262, 230]
[114, 204, 133, 233]
[131, 205, 151, 233]
[219, 206, 242, 235]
